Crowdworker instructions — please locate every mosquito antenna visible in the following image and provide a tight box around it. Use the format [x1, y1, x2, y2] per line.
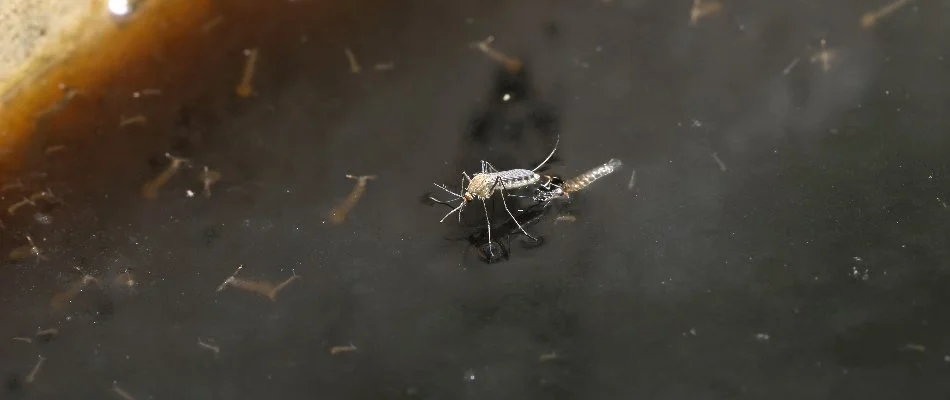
[433, 183, 463, 199]
[531, 134, 561, 172]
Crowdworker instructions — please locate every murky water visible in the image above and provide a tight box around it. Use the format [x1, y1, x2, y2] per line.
[1, 0, 949, 398]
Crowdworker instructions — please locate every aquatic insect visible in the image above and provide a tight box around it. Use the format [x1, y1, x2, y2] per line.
[328, 174, 377, 224]
[534, 158, 622, 203]
[236, 48, 260, 98]
[216, 265, 299, 302]
[432, 135, 559, 257]
[142, 153, 191, 199]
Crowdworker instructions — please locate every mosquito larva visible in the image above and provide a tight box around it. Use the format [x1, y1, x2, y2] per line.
[782, 57, 801, 76]
[711, 152, 727, 172]
[471, 35, 523, 73]
[627, 169, 637, 190]
[236, 47, 260, 98]
[199, 166, 222, 198]
[201, 15, 224, 34]
[197, 339, 221, 356]
[112, 381, 137, 400]
[0, 179, 24, 192]
[861, 0, 912, 29]
[36, 327, 59, 337]
[374, 62, 395, 71]
[689, 0, 722, 26]
[30, 188, 64, 204]
[50, 274, 99, 310]
[7, 197, 34, 215]
[329, 343, 358, 355]
[142, 153, 192, 199]
[538, 351, 559, 362]
[344, 48, 362, 73]
[554, 215, 576, 224]
[329, 174, 377, 224]
[25, 355, 46, 384]
[217, 266, 299, 302]
[12, 337, 33, 344]
[9, 235, 48, 264]
[118, 114, 148, 128]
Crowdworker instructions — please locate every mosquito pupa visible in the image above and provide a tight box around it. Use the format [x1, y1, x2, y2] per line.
[861, 0, 912, 29]
[344, 48, 362, 73]
[142, 153, 192, 199]
[25, 355, 46, 384]
[236, 48, 260, 98]
[328, 175, 376, 224]
[217, 266, 299, 302]
[329, 343, 358, 355]
[471, 35, 523, 73]
[689, 0, 722, 25]
[431, 135, 560, 258]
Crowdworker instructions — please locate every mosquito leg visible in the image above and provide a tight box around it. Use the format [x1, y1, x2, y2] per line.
[498, 188, 538, 242]
[480, 199, 494, 259]
[483, 161, 501, 173]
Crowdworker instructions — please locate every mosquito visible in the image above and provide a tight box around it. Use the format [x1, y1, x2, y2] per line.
[431, 135, 560, 257]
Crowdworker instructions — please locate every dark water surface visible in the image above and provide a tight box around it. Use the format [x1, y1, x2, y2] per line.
[2, 0, 950, 398]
